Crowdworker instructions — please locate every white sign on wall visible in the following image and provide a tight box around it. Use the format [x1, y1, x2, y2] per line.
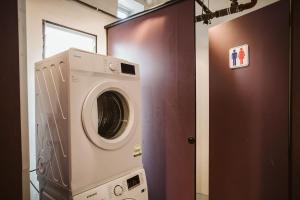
[229, 44, 249, 69]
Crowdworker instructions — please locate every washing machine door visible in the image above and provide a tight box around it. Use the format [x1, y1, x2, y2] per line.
[82, 81, 137, 150]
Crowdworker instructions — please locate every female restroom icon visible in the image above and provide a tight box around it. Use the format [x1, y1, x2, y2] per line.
[239, 48, 245, 64]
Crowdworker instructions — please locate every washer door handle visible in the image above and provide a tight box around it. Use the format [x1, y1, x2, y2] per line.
[187, 137, 196, 144]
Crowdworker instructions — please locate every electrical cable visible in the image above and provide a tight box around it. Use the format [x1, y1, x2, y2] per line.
[29, 168, 37, 173]
[29, 168, 40, 194]
[30, 180, 40, 194]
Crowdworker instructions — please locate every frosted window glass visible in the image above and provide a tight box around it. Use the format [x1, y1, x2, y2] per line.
[117, 10, 129, 19]
[44, 22, 96, 58]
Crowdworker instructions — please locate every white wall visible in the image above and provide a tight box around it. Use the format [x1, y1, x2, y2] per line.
[196, 0, 279, 195]
[26, 0, 115, 198]
[79, 0, 118, 15]
[19, 0, 30, 199]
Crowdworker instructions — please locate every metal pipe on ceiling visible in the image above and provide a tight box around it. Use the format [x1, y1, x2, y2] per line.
[195, 0, 213, 14]
[195, 0, 213, 24]
[195, 0, 258, 24]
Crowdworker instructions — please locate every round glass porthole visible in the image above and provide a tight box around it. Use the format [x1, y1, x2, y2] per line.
[82, 82, 136, 150]
[96, 91, 129, 140]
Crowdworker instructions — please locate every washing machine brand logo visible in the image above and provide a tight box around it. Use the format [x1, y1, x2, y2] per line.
[86, 192, 97, 198]
[73, 54, 82, 59]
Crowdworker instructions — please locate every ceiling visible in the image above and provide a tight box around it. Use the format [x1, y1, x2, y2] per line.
[77, 0, 279, 22]
[196, 0, 279, 25]
[78, 0, 170, 18]
[196, 0, 279, 11]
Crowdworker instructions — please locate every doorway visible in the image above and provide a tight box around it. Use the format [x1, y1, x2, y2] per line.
[196, 0, 290, 199]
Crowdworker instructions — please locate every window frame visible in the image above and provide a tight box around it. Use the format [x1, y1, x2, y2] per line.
[42, 20, 98, 59]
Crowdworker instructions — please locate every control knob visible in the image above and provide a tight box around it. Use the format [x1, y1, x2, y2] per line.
[114, 185, 124, 196]
[108, 63, 117, 72]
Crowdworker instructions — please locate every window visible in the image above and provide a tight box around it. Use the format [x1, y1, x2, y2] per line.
[117, 5, 132, 19]
[117, 0, 144, 19]
[43, 21, 97, 58]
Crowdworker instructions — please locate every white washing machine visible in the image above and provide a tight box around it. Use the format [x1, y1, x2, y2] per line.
[35, 48, 147, 199]
[73, 168, 148, 200]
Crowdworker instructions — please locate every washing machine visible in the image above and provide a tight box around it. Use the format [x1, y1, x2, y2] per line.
[73, 168, 148, 200]
[35, 48, 147, 199]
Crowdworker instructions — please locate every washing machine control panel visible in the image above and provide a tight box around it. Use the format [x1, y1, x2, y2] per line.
[73, 168, 148, 200]
[105, 58, 138, 77]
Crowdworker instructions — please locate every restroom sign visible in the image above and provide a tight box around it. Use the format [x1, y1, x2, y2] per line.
[229, 44, 249, 69]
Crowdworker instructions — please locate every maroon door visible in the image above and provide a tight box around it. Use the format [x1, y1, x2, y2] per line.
[292, 0, 300, 199]
[106, 1, 196, 199]
[0, 0, 23, 199]
[209, 2, 290, 200]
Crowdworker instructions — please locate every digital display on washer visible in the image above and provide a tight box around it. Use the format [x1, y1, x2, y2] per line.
[127, 175, 140, 190]
[121, 63, 135, 75]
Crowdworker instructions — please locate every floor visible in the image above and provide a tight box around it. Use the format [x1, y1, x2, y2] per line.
[197, 193, 209, 200]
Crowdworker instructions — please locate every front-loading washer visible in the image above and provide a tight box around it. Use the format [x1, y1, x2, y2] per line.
[73, 168, 148, 200]
[35, 48, 146, 199]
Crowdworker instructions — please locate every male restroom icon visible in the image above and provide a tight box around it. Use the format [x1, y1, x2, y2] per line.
[231, 49, 238, 66]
